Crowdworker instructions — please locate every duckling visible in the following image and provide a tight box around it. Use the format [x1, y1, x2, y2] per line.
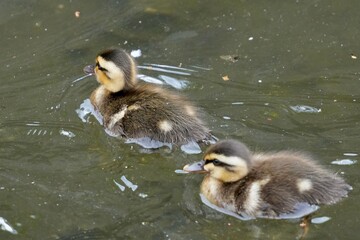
[83, 48, 212, 145]
[183, 139, 351, 219]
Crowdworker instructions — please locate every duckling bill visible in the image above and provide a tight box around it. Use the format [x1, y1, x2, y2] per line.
[83, 49, 212, 145]
[183, 139, 351, 219]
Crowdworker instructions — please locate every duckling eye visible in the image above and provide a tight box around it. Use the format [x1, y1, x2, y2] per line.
[204, 159, 225, 166]
[212, 159, 222, 166]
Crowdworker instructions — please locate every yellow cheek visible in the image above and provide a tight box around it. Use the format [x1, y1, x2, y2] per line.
[95, 68, 110, 85]
[204, 164, 214, 172]
[213, 168, 240, 182]
[219, 170, 236, 182]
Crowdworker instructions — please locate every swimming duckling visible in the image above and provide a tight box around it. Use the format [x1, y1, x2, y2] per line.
[83, 49, 212, 145]
[183, 139, 351, 219]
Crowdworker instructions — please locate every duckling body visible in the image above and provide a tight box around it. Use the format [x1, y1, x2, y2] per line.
[85, 49, 211, 144]
[184, 140, 351, 219]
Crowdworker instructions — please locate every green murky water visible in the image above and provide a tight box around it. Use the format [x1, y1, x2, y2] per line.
[1, 1, 359, 239]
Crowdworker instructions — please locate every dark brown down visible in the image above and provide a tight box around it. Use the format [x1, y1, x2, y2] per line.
[91, 84, 212, 144]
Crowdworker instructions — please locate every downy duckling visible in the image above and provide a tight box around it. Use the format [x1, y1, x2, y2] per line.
[183, 139, 351, 219]
[83, 49, 212, 145]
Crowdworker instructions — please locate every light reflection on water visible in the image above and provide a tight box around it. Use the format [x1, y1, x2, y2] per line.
[199, 194, 320, 221]
[0, 0, 359, 239]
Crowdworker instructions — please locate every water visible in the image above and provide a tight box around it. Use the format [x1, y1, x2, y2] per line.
[0, 0, 359, 239]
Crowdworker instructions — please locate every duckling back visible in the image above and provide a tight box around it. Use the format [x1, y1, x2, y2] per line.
[195, 140, 351, 219]
[91, 84, 212, 144]
[242, 152, 352, 216]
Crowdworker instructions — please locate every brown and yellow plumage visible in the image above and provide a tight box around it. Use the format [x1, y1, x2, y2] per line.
[184, 139, 351, 218]
[84, 49, 212, 145]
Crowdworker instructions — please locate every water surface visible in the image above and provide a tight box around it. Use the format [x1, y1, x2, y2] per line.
[0, 1, 359, 239]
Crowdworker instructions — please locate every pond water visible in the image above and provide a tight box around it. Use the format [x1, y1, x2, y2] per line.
[1, 0, 359, 239]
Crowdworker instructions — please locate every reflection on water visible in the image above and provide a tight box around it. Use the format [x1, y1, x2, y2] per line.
[199, 194, 320, 221]
[1, 0, 359, 239]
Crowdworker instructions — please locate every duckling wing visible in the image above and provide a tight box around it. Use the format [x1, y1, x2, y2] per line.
[102, 86, 211, 144]
[251, 153, 351, 215]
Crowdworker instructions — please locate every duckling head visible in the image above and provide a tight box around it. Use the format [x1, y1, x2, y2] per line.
[84, 49, 138, 92]
[184, 140, 252, 182]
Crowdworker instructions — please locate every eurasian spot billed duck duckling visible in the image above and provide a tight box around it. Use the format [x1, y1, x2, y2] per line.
[83, 49, 212, 145]
[183, 139, 351, 219]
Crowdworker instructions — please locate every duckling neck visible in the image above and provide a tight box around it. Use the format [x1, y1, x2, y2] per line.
[104, 77, 138, 93]
[91, 85, 110, 109]
[103, 78, 125, 93]
[201, 176, 247, 207]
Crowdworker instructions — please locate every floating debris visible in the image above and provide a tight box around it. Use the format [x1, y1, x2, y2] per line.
[0, 217, 17, 235]
[222, 75, 230, 81]
[138, 193, 148, 198]
[59, 129, 75, 138]
[180, 140, 202, 154]
[331, 159, 357, 165]
[74, 11, 80, 18]
[350, 53, 357, 59]
[290, 105, 321, 113]
[311, 216, 331, 224]
[220, 55, 239, 63]
[223, 116, 231, 120]
[120, 176, 138, 191]
[130, 49, 142, 58]
[113, 180, 125, 191]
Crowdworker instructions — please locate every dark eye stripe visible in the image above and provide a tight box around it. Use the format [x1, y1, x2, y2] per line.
[205, 160, 213, 165]
[205, 159, 231, 167]
[96, 62, 108, 72]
